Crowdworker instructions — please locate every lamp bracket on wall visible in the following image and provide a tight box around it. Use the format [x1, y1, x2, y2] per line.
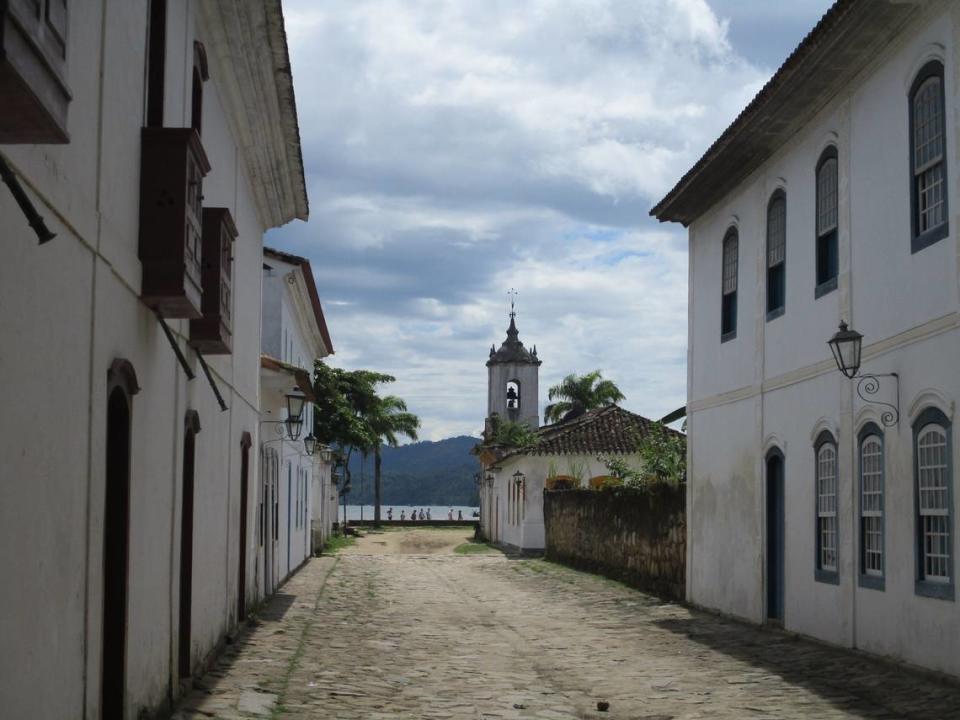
[855, 372, 899, 428]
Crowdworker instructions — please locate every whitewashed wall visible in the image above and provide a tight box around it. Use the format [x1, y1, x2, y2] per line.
[0, 1, 299, 717]
[685, 3, 960, 676]
[484, 453, 639, 551]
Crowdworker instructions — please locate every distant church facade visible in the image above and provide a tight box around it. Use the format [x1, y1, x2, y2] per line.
[476, 309, 663, 552]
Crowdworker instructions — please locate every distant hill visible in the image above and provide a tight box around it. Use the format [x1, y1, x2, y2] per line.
[344, 436, 482, 506]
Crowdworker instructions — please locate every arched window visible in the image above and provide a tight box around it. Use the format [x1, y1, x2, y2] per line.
[815, 431, 839, 583]
[721, 228, 738, 341]
[766, 191, 786, 319]
[191, 41, 209, 135]
[910, 61, 948, 252]
[102, 359, 139, 717]
[145, 0, 167, 127]
[858, 425, 884, 589]
[815, 146, 838, 295]
[506, 380, 520, 410]
[913, 408, 953, 599]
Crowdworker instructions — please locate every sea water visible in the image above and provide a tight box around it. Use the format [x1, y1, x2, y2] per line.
[343, 505, 479, 521]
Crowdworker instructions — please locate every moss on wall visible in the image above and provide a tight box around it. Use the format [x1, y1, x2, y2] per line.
[543, 486, 686, 600]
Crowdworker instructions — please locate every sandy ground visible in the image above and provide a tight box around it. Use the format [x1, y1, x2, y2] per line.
[339, 526, 481, 555]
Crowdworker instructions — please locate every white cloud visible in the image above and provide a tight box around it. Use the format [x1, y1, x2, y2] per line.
[271, 0, 828, 439]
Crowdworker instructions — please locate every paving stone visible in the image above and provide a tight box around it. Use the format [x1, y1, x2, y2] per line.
[171, 551, 960, 719]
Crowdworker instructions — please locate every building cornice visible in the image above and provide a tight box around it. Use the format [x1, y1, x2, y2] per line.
[650, 0, 924, 226]
[197, 1, 308, 229]
[285, 268, 330, 361]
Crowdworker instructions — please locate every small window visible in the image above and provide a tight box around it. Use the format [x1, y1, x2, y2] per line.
[914, 409, 954, 600]
[721, 228, 738, 341]
[506, 380, 520, 410]
[766, 191, 786, 319]
[146, 0, 166, 127]
[815, 146, 838, 296]
[191, 41, 209, 135]
[859, 427, 885, 590]
[815, 431, 839, 583]
[910, 61, 948, 252]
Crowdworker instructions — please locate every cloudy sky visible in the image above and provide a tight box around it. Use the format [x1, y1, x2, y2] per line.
[268, 0, 834, 441]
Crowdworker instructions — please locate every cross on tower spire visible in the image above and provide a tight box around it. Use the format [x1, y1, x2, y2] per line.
[508, 288, 518, 320]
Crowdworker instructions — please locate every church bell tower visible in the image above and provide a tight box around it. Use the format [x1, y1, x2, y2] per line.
[486, 291, 541, 430]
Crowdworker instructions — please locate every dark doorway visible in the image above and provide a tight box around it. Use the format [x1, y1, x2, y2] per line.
[178, 414, 200, 678]
[102, 387, 132, 719]
[766, 450, 785, 623]
[238, 434, 251, 622]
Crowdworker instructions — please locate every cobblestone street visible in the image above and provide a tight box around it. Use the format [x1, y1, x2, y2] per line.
[174, 535, 960, 719]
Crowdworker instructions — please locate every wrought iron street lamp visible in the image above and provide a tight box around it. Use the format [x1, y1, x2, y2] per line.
[303, 434, 317, 456]
[285, 391, 306, 422]
[513, 470, 525, 486]
[827, 322, 863, 379]
[827, 321, 899, 427]
[319, 445, 333, 463]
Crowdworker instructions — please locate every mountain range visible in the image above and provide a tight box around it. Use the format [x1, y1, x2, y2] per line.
[343, 435, 482, 506]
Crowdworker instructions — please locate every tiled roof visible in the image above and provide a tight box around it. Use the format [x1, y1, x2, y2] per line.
[260, 354, 317, 402]
[502, 405, 683, 460]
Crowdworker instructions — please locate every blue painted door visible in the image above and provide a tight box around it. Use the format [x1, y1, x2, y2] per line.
[766, 452, 785, 622]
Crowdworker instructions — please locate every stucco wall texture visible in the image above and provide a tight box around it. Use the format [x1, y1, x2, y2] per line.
[544, 487, 686, 600]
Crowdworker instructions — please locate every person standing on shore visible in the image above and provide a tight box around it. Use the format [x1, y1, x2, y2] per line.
[387, 508, 393, 521]
[457, 510, 463, 521]
[448, 509, 454, 520]
[400, 510, 405, 521]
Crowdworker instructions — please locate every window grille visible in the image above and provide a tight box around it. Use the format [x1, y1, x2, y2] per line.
[913, 76, 945, 235]
[860, 435, 884, 577]
[816, 148, 838, 291]
[721, 229, 738, 339]
[767, 193, 786, 316]
[817, 441, 838, 573]
[918, 424, 950, 582]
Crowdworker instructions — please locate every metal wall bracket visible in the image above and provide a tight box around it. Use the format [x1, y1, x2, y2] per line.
[0, 153, 56, 244]
[195, 349, 228, 412]
[154, 310, 195, 380]
[855, 372, 899, 427]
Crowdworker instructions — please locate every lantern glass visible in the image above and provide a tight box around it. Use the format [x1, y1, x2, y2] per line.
[827, 322, 863, 379]
[285, 391, 306, 421]
[319, 446, 333, 463]
[304, 434, 317, 456]
[513, 470, 525, 485]
[285, 416, 304, 441]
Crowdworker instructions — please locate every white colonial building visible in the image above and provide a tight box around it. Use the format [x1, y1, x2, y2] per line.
[479, 406, 668, 551]
[653, 0, 960, 677]
[259, 247, 335, 597]
[0, 2, 308, 718]
[477, 314, 670, 551]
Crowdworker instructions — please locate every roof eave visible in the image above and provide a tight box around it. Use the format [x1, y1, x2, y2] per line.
[650, 0, 922, 226]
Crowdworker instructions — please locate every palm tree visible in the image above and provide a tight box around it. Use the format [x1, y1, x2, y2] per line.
[366, 395, 420, 526]
[544, 370, 624, 424]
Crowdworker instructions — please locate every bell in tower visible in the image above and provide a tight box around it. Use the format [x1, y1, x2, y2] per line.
[486, 290, 541, 429]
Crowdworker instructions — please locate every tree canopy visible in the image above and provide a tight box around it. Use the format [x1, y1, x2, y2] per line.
[544, 370, 624, 424]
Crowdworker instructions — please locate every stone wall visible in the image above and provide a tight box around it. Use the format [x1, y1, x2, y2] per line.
[543, 486, 685, 600]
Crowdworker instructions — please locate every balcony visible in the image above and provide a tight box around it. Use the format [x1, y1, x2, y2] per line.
[189, 208, 237, 354]
[138, 128, 211, 318]
[0, 0, 72, 143]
